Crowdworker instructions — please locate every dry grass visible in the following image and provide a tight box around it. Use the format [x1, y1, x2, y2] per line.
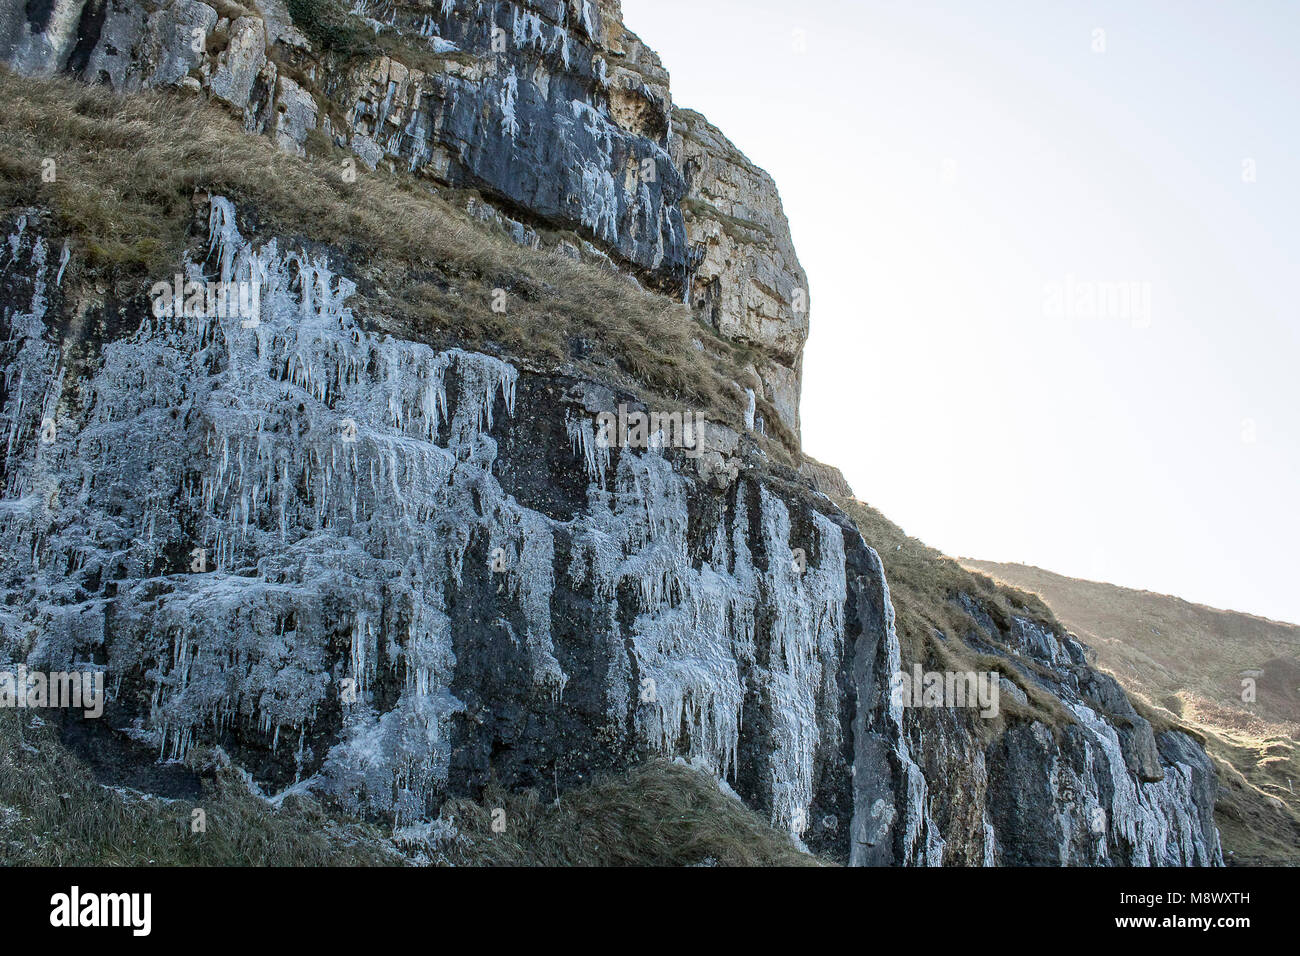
[1208, 732, 1300, 866]
[0, 68, 796, 461]
[285, 0, 479, 74]
[0, 711, 400, 866]
[435, 760, 823, 867]
[961, 561, 1300, 725]
[0, 709, 816, 866]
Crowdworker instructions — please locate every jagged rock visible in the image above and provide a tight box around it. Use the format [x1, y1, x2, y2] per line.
[999, 677, 1028, 708]
[0, 0, 93, 76]
[671, 107, 809, 361]
[800, 457, 856, 499]
[208, 15, 265, 112]
[0, 0, 213, 90]
[689, 421, 742, 489]
[273, 73, 318, 156]
[255, 0, 308, 50]
[0, 0, 811, 449]
[671, 107, 809, 440]
[1078, 669, 1165, 783]
[322, 1, 690, 288]
[144, 0, 219, 88]
[847, 540, 945, 865]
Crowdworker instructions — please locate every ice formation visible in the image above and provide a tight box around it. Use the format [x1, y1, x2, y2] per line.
[1065, 702, 1222, 866]
[562, 444, 849, 834]
[3, 202, 530, 820]
[565, 409, 610, 488]
[0, 202, 855, 835]
[849, 546, 945, 866]
[499, 68, 520, 139]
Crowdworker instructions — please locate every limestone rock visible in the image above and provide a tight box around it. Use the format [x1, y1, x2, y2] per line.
[208, 15, 265, 112]
[800, 457, 857, 499]
[273, 74, 318, 156]
[0, 0, 810, 447]
[144, 0, 219, 88]
[0, 0, 218, 91]
[0, 0, 92, 76]
[671, 107, 810, 440]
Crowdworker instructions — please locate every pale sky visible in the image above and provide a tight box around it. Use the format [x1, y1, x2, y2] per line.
[622, 0, 1300, 625]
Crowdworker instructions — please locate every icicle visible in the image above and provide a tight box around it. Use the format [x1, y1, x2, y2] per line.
[500, 69, 520, 139]
[565, 409, 609, 488]
[55, 241, 70, 286]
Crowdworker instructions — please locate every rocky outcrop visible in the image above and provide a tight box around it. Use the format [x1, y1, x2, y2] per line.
[0, 0, 810, 445]
[672, 108, 808, 442]
[0, 202, 868, 857]
[0, 0, 689, 279]
[899, 613, 1221, 866]
[800, 457, 856, 500]
[329, 1, 690, 287]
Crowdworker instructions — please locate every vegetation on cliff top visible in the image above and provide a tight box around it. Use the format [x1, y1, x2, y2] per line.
[284, 0, 478, 74]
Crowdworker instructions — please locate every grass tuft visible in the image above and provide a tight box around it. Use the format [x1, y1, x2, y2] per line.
[0, 711, 817, 866]
[834, 495, 1074, 732]
[436, 760, 824, 867]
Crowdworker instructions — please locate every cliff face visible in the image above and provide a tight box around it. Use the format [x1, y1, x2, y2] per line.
[0, 0, 1222, 865]
[0, 0, 807, 440]
[0, 200, 903, 861]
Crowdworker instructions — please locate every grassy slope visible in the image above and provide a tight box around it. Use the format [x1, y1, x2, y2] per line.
[0, 711, 403, 865]
[833, 496, 1081, 734]
[964, 560, 1300, 865]
[432, 761, 822, 866]
[0, 710, 815, 866]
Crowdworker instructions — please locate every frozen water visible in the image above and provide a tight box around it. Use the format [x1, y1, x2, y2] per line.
[0, 202, 856, 835]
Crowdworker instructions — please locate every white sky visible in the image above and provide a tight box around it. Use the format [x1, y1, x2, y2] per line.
[621, 0, 1300, 624]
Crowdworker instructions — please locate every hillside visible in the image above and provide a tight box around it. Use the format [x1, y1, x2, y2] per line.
[964, 560, 1300, 865]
